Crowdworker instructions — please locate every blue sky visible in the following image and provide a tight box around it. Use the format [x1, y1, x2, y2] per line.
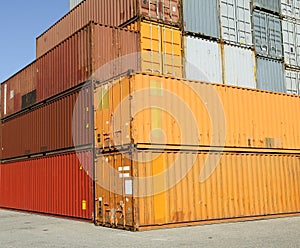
[0, 1, 69, 82]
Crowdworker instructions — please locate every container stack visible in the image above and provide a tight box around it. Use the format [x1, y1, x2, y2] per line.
[0, 0, 300, 231]
[281, 0, 300, 94]
[182, 0, 256, 88]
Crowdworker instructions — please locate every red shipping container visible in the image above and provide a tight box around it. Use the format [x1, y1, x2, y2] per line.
[0, 150, 93, 220]
[36, 0, 181, 57]
[1, 86, 93, 160]
[1, 23, 140, 118]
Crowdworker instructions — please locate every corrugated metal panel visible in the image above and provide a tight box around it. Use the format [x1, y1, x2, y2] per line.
[36, 0, 181, 57]
[1, 23, 140, 118]
[1, 87, 93, 160]
[257, 57, 286, 93]
[285, 68, 300, 95]
[253, 10, 283, 59]
[70, 0, 84, 10]
[0, 151, 93, 219]
[94, 73, 300, 150]
[182, 0, 220, 38]
[282, 19, 300, 67]
[220, 0, 252, 45]
[223, 44, 257, 88]
[184, 36, 222, 84]
[253, 0, 280, 13]
[95, 150, 300, 230]
[281, 0, 300, 19]
[126, 20, 183, 78]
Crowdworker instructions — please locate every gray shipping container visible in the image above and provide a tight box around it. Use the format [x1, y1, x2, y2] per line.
[285, 68, 300, 95]
[257, 57, 286, 93]
[253, 0, 280, 13]
[253, 10, 283, 59]
[220, 0, 252, 45]
[182, 0, 220, 38]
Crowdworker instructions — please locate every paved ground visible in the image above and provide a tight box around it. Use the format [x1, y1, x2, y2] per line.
[0, 209, 299, 248]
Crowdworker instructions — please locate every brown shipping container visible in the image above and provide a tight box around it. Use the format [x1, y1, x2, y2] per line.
[95, 149, 300, 231]
[36, 0, 181, 57]
[0, 150, 93, 220]
[1, 86, 93, 160]
[1, 23, 140, 118]
[94, 73, 300, 150]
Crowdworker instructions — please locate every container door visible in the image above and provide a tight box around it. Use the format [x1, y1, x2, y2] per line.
[95, 153, 134, 229]
[267, 15, 283, 59]
[282, 20, 297, 67]
[161, 25, 183, 77]
[220, 0, 252, 45]
[285, 69, 300, 95]
[140, 0, 179, 23]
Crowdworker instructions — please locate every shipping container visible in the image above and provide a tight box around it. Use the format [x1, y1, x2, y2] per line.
[285, 68, 300, 95]
[282, 19, 300, 67]
[184, 37, 256, 88]
[223, 44, 256, 88]
[281, 0, 300, 19]
[0, 150, 93, 220]
[1, 23, 140, 118]
[94, 73, 300, 151]
[257, 57, 286, 93]
[182, 0, 220, 39]
[70, 0, 84, 10]
[253, 0, 280, 13]
[126, 20, 183, 78]
[36, 0, 181, 57]
[184, 36, 223, 84]
[220, 0, 252, 45]
[95, 149, 300, 230]
[253, 10, 283, 59]
[1, 86, 92, 160]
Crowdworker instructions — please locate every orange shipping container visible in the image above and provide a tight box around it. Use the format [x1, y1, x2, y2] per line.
[95, 149, 300, 231]
[94, 73, 300, 151]
[36, 0, 181, 57]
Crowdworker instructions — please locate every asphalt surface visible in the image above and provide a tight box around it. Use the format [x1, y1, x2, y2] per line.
[0, 209, 299, 248]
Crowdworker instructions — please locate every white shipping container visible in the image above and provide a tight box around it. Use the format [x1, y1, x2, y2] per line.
[69, 0, 84, 10]
[282, 19, 300, 67]
[281, 0, 300, 19]
[223, 44, 257, 88]
[285, 69, 300, 95]
[184, 36, 256, 89]
[220, 0, 252, 45]
[185, 36, 223, 84]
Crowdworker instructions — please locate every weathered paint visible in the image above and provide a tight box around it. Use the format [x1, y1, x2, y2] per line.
[94, 73, 300, 151]
[95, 149, 300, 230]
[0, 150, 93, 220]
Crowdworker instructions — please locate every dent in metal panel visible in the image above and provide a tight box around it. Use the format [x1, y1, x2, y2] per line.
[257, 57, 286, 93]
[282, 19, 300, 67]
[223, 45, 256, 88]
[220, 0, 252, 45]
[253, 10, 283, 59]
[185, 36, 222, 84]
[285, 69, 300, 95]
[281, 0, 300, 19]
[253, 0, 280, 13]
[183, 0, 220, 38]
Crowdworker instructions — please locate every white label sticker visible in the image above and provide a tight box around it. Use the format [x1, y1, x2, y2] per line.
[118, 166, 130, 172]
[125, 180, 133, 195]
[119, 173, 130, 178]
[9, 90, 14, 99]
